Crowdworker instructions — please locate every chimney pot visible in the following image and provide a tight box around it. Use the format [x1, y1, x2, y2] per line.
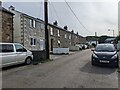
[64, 26, 68, 30]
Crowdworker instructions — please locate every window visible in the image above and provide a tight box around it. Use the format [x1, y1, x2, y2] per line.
[50, 27, 53, 35]
[40, 39, 45, 50]
[30, 19, 36, 28]
[65, 34, 67, 38]
[76, 36, 77, 39]
[58, 40, 61, 47]
[69, 35, 71, 39]
[58, 30, 60, 36]
[30, 19, 32, 27]
[30, 38, 36, 46]
[0, 44, 14, 53]
[33, 20, 36, 28]
[40, 23, 45, 30]
[15, 44, 27, 52]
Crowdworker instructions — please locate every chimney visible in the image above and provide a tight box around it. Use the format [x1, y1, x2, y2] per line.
[77, 32, 78, 35]
[64, 26, 68, 30]
[53, 21, 58, 26]
[71, 30, 74, 33]
[9, 5, 15, 11]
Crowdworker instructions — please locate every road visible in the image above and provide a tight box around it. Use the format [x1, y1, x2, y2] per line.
[2, 49, 119, 88]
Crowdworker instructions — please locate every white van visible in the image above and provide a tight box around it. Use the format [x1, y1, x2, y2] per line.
[0, 43, 33, 67]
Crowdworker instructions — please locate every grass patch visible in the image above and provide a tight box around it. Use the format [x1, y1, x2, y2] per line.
[41, 59, 53, 63]
[32, 59, 53, 65]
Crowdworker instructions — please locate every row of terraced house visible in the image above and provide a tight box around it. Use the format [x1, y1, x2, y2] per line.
[1, 5, 86, 52]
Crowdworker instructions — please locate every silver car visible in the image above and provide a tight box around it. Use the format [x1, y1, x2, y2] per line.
[0, 43, 33, 67]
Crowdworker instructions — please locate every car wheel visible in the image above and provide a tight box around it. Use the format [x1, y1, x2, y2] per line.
[25, 57, 32, 65]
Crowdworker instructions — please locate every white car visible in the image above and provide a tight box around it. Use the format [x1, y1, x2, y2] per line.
[0, 43, 33, 67]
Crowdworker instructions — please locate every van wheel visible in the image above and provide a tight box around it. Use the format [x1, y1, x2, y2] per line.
[25, 57, 32, 65]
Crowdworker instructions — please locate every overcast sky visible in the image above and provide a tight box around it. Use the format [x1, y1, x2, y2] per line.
[2, 0, 119, 37]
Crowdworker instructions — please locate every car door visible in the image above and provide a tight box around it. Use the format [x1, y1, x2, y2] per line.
[14, 44, 27, 63]
[1, 44, 16, 67]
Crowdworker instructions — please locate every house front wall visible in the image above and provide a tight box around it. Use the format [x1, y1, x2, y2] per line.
[21, 16, 45, 50]
[11, 9, 45, 51]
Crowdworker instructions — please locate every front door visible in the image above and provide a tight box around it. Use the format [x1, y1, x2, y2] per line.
[51, 39, 53, 51]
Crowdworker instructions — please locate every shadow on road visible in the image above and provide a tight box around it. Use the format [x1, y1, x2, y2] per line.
[118, 73, 120, 90]
[2, 63, 26, 71]
[80, 61, 116, 75]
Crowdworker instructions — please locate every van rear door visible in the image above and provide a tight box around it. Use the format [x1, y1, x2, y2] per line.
[0, 44, 16, 67]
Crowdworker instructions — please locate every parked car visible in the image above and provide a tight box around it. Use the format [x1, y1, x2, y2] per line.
[80, 44, 85, 50]
[0, 43, 33, 67]
[84, 45, 88, 49]
[91, 44, 119, 68]
[76, 44, 82, 50]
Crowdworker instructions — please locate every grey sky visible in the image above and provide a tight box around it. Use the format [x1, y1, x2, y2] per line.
[3, 1, 118, 37]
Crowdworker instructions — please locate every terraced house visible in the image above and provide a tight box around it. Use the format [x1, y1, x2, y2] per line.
[9, 6, 45, 51]
[48, 21, 86, 51]
[9, 6, 86, 51]
[0, 4, 14, 42]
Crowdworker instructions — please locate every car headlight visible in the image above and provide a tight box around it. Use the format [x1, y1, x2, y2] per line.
[111, 54, 118, 59]
[93, 53, 98, 58]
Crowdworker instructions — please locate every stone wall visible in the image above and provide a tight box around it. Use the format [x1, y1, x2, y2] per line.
[0, 9, 13, 42]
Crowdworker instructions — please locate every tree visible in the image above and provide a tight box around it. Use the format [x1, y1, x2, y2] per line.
[116, 35, 120, 40]
[98, 35, 108, 44]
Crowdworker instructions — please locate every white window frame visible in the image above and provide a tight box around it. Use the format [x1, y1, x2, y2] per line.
[33, 20, 36, 28]
[30, 19, 36, 28]
[30, 38, 36, 46]
[50, 27, 53, 35]
[40, 39, 45, 50]
[65, 34, 67, 38]
[58, 30, 60, 37]
[69, 34, 71, 39]
[30, 19, 32, 27]
[40, 23, 44, 30]
[58, 40, 61, 47]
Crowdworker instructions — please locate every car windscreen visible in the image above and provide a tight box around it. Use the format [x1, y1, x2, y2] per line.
[95, 44, 115, 52]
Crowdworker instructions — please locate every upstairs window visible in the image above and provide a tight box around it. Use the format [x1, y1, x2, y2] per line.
[69, 35, 71, 39]
[65, 34, 67, 38]
[50, 27, 53, 35]
[40, 23, 45, 30]
[58, 30, 60, 37]
[30, 19, 36, 28]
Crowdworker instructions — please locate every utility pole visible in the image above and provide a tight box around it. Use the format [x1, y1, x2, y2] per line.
[44, 0, 49, 59]
[95, 32, 97, 46]
[113, 30, 114, 37]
